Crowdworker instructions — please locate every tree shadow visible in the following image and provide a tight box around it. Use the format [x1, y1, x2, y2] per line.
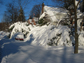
[25, 34, 34, 44]
[0, 34, 34, 63]
[0, 36, 19, 63]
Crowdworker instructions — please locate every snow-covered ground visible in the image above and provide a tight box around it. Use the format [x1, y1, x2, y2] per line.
[0, 24, 84, 63]
[9, 22, 84, 46]
[0, 3, 84, 63]
[9, 22, 72, 46]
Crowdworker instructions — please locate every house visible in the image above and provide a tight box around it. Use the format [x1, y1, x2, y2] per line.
[28, 3, 83, 27]
[28, 17, 38, 25]
[39, 3, 68, 23]
[39, 3, 83, 28]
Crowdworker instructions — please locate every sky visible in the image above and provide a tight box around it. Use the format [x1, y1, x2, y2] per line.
[0, 0, 57, 22]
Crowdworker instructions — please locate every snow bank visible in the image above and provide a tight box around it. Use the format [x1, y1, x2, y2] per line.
[29, 25, 72, 46]
[0, 31, 9, 40]
[9, 21, 84, 47]
[9, 22, 72, 46]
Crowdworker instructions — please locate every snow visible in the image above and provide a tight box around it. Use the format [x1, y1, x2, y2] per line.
[15, 32, 24, 39]
[9, 22, 30, 39]
[8, 21, 84, 47]
[9, 22, 72, 46]
[0, 4, 84, 63]
[40, 5, 82, 24]
[0, 20, 84, 63]
[39, 6, 67, 22]
[0, 32, 84, 63]
[0, 22, 84, 63]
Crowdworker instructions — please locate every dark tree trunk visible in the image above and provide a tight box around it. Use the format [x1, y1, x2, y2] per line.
[74, 0, 78, 54]
[82, 0, 84, 12]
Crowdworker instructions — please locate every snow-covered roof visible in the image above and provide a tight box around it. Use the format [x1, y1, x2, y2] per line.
[33, 17, 38, 22]
[40, 5, 83, 22]
[39, 6, 68, 22]
[44, 6, 67, 14]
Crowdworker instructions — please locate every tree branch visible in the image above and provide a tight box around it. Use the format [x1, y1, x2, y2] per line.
[77, 0, 81, 7]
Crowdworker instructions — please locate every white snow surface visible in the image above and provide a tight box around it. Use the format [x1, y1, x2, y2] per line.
[15, 32, 24, 39]
[0, 31, 84, 63]
[0, 4, 84, 63]
[39, 5, 82, 23]
[39, 6, 68, 22]
[9, 22, 72, 46]
[9, 22, 84, 46]
[9, 22, 30, 38]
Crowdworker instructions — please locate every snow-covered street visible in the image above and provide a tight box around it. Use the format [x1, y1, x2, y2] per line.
[0, 31, 84, 63]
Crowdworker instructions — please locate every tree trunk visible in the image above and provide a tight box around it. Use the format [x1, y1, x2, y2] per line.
[74, 0, 78, 54]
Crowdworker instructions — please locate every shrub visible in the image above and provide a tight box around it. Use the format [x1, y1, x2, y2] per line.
[8, 25, 15, 32]
[38, 18, 47, 26]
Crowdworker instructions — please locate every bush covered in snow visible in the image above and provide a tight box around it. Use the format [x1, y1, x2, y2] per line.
[8, 21, 84, 46]
[9, 22, 31, 39]
[38, 18, 50, 26]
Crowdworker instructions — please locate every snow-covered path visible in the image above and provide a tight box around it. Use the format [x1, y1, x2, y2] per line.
[0, 33, 84, 63]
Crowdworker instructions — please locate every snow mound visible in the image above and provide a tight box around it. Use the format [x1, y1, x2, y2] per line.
[9, 22, 31, 38]
[29, 25, 72, 46]
[9, 22, 84, 47]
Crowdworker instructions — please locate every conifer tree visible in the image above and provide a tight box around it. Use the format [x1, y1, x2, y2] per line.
[18, 6, 25, 22]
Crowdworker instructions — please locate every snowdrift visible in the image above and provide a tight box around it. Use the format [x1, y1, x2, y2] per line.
[9, 22, 72, 46]
[9, 21, 84, 47]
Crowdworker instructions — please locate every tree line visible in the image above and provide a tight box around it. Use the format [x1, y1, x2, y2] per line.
[2, 0, 25, 23]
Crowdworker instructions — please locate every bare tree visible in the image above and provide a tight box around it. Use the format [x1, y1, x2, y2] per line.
[2, 2, 19, 23]
[52, 0, 81, 53]
[30, 4, 42, 19]
[18, 6, 25, 22]
[17, 0, 32, 10]
[52, 0, 74, 9]
[73, 0, 81, 54]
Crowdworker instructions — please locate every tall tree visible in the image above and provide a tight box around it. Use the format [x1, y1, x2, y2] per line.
[17, 0, 25, 22]
[2, 1, 19, 23]
[4, 3, 15, 22]
[73, 0, 81, 54]
[13, 8, 19, 22]
[18, 6, 25, 21]
[30, 4, 42, 19]
[52, 0, 74, 9]
[53, 0, 81, 53]
[2, 11, 11, 23]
